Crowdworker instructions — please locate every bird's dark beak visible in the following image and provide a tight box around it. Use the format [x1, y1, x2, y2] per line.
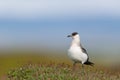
[67, 35, 72, 37]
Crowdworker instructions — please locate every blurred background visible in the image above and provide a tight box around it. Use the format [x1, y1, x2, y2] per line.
[0, 0, 120, 76]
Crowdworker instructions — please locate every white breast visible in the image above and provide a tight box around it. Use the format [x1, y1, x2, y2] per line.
[68, 46, 88, 64]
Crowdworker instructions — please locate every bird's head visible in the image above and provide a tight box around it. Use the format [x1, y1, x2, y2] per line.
[67, 32, 79, 39]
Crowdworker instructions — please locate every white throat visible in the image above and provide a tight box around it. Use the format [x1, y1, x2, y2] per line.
[71, 34, 80, 46]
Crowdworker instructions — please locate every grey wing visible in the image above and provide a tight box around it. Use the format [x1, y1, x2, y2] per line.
[80, 44, 87, 54]
[80, 44, 89, 61]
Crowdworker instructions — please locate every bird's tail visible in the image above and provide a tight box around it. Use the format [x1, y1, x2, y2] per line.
[84, 61, 94, 66]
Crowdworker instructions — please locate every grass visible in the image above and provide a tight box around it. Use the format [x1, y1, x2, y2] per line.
[0, 52, 120, 80]
[7, 63, 120, 80]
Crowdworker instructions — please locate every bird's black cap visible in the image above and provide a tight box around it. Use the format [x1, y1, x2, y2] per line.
[67, 32, 78, 37]
[72, 32, 78, 36]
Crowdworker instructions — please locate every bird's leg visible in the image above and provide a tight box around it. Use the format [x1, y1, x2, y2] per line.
[73, 62, 76, 66]
[72, 62, 76, 70]
[82, 64, 85, 75]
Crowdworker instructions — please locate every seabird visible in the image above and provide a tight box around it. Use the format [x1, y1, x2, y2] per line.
[67, 32, 94, 70]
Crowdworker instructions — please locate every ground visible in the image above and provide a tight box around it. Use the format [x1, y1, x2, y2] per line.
[0, 53, 120, 80]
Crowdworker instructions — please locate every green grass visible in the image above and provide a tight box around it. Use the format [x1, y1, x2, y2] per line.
[0, 53, 120, 80]
[0, 53, 70, 77]
[7, 63, 120, 80]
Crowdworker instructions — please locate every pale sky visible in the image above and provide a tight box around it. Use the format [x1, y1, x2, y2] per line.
[0, 0, 120, 19]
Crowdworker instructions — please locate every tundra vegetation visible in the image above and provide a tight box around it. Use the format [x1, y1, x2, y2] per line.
[0, 51, 120, 80]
